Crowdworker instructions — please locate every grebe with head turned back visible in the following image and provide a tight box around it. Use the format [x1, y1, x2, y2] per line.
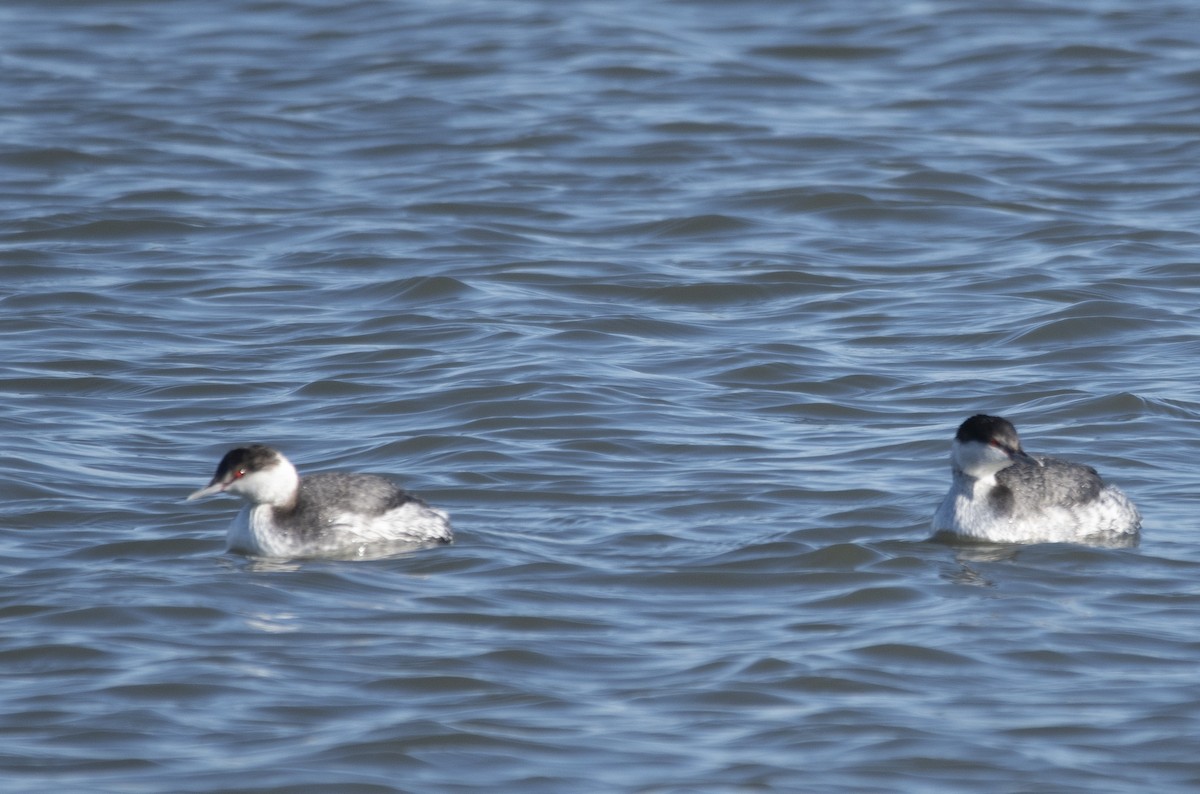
[932, 414, 1140, 546]
[187, 445, 452, 558]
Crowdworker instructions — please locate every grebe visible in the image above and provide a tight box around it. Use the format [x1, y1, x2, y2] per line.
[932, 415, 1139, 546]
[188, 445, 452, 558]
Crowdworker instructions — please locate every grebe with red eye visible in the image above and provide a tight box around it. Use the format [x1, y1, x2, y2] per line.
[187, 445, 452, 558]
[932, 414, 1140, 546]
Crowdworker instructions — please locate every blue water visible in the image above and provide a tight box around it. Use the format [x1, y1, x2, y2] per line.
[3, 1, 1200, 791]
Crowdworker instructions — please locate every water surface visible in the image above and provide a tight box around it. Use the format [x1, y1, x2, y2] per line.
[3, 1, 1200, 791]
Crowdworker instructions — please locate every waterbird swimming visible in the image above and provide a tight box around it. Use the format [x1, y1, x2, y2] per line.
[932, 414, 1140, 545]
[187, 445, 452, 558]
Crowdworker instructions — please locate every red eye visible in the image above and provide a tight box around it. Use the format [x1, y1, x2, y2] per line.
[233, 468, 246, 479]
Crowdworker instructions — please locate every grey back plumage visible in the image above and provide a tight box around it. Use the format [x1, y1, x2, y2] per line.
[992, 455, 1104, 516]
[280, 472, 431, 540]
[298, 472, 419, 515]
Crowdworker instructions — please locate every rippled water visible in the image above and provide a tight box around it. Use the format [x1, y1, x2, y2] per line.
[3, 0, 1200, 791]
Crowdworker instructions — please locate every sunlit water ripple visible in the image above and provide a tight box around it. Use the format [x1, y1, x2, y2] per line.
[2, 1, 1200, 791]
